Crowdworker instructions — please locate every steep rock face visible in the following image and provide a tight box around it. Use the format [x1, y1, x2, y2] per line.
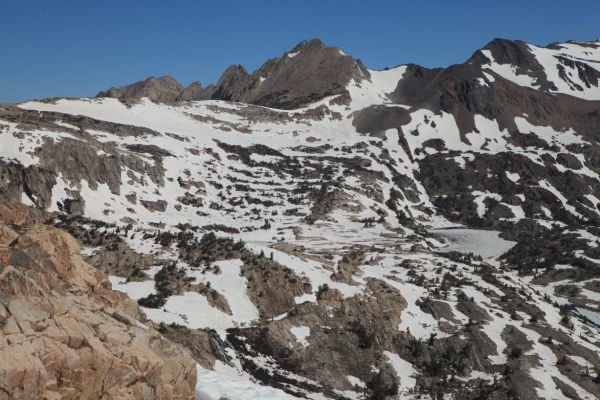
[180, 81, 215, 102]
[233, 39, 369, 109]
[0, 200, 196, 400]
[0, 160, 57, 209]
[209, 64, 252, 102]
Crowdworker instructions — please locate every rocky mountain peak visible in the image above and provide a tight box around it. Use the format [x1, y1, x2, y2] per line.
[469, 38, 534, 68]
[239, 38, 367, 108]
[289, 38, 326, 53]
[210, 64, 251, 101]
[97, 38, 367, 109]
[97, 74, 182, 103]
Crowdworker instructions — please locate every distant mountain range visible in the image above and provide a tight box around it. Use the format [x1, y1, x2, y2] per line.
[1, 37, 600, 400]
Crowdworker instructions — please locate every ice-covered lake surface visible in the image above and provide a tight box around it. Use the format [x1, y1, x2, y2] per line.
[432, 228, 516, 260]
[576, 308, 600, 327]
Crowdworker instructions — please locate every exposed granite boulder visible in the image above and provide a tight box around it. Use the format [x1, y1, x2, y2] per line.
[0, 160, 57, 209]
[141, 199, 168, 212]
[352, 105, 411, 137]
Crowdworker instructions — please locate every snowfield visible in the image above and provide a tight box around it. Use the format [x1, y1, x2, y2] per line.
[3, 37, 600, 400]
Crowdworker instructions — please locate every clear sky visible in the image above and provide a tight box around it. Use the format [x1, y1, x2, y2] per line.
[2, 0, 599, 103]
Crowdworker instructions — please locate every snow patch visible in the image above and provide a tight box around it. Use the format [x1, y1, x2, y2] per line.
[290, 325, 311, 347]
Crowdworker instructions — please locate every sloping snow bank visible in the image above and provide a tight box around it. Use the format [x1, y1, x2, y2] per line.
[195, 363, 302, 400]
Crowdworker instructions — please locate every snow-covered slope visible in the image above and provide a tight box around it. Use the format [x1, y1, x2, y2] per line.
[475, 39, 600, 100]
[2, 37, 600, 400]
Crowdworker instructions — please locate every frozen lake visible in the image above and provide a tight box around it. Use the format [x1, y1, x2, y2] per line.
[432, 228, 516, 260]
[576, 308, 600, 327]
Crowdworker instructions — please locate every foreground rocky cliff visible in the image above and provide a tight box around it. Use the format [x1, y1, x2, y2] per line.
[0, 199, 196, 400]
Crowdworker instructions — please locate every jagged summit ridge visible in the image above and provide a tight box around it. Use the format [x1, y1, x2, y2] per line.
[95, 37, 600, 116]
[96, 38, 368, 108]
[97, 74, 214, 103]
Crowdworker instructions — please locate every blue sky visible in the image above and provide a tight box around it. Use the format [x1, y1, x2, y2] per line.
[2, 0, 599, 103]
